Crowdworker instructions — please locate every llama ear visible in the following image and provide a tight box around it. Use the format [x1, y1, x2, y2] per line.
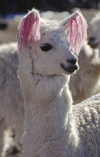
[17, 9, 41, 51]
[59, 11, 87, 55]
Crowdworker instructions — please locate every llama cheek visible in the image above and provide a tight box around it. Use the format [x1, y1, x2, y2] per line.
[35, 63, 47, 75]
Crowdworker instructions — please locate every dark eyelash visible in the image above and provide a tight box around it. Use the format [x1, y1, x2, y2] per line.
[40, 43, 52, 52]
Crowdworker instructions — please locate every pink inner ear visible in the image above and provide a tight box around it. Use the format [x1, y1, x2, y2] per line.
[69, 13, 87, 54]
[17, 9, 40, 51]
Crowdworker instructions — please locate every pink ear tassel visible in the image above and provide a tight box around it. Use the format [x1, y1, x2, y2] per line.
[17, 9, 41, 51]
[69, 12, 87, 54]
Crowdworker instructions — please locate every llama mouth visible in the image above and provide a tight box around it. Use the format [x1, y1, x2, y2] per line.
[60, 63, 78, 73]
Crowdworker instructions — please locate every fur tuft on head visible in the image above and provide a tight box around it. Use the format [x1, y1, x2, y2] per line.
[17, 9, 40, 51]
[68, 11, 87, 54]
[60, 11, 87, 54]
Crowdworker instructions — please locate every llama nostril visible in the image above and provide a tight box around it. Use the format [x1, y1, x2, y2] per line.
[67, 59, 77, 64]
[88, 37, 95, 42]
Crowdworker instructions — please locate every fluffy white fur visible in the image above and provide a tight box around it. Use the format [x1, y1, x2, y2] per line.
[0, 12, 100, 157]
[88, 12, 100, 50]
[0, 43, 24, 157]
[70, 42, 100, 104]
[17, 9, 100, 157]
[1, 11, 100, 157]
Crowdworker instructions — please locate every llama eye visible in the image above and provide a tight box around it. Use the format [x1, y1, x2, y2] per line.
[40, 43, 52, 51]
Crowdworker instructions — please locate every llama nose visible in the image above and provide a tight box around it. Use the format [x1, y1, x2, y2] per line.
[67, 59, 77, 65]
[88, 37, 95, 42]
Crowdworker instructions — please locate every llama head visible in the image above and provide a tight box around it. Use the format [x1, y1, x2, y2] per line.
[79, 42, 99, 66]
[88, 13, 100, 49]
[17, 9, 87, 76]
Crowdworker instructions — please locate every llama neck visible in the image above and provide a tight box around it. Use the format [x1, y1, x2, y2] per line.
[22, 74, 79, 157]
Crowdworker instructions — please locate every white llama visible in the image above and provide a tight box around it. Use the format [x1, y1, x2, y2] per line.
[88, 12, 100, 50]
[1, 41, 100, 157]
[17, 8, 100, 157]
[70, 41, 100, 104]
[0, 42, 24, 157]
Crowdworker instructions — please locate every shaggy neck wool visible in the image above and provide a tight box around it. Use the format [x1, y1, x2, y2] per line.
[21, 73, 79, 157]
